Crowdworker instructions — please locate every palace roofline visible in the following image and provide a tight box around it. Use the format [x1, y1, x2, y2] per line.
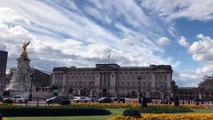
[53, 63, 173, 72]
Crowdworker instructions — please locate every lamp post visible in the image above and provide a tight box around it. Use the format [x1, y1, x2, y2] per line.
[201, 85, 204, 104]
[29, 74, 35, 101]
[137, 76, 143, 104]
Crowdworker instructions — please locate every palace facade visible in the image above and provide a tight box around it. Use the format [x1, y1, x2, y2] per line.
[52, 63, 173, 99]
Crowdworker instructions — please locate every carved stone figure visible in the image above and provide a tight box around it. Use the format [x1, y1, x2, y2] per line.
[20, 41, 30, 59]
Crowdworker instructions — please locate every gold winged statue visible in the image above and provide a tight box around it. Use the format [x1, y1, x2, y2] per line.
[20, 41, 30, 59]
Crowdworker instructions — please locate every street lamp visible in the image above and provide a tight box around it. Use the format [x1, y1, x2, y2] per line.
[29, 74, 35, 101]
[137, 76, 143, 103]
[201, 85, 204, 104]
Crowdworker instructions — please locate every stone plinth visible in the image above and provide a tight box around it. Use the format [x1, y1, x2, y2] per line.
[6, 57, 33, 91]
[8, 91, 53, 100]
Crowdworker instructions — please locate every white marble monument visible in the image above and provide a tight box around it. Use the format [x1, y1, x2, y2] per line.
[6, 41, 33, 91]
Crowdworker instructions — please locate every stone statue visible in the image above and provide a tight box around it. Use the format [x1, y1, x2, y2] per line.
[20, 41, 30, 59]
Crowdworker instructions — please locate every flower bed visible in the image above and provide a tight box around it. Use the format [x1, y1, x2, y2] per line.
[149, 104, 206, 109]
[0, 102, 17, 106]
[72, 103, 136, 108]
[72, 103, 206, 109]
[109, 113, 213, 120]
[138, 106, 193, 113]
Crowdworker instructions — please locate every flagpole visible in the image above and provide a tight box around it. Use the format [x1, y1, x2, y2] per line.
[108, 54, 110, 63]
[108, 50, 111, 64]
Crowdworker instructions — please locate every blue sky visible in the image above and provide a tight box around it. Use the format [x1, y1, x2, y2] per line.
[0, 0, 213, 87]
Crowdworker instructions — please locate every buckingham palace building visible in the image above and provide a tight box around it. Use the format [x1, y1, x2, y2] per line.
[52, 63, 173, 99]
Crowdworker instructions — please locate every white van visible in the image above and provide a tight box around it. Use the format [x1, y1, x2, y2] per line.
[12, 95, 27, 103]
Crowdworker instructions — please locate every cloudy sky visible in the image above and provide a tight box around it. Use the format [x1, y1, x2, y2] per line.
[1, 0, 213, 87]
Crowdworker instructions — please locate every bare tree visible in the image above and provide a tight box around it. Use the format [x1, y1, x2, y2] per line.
[199, 74, 213, 89]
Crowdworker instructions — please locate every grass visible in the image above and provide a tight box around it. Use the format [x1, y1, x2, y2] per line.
[191, 108, 213, 113]
[8, 108, 213, 120]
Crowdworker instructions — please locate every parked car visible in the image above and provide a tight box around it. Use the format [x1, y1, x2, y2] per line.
[112, 97, 125, 103]
[46, 96, 70, 104]
[90, 97, 98, 102]
[194, 98, 202, 102]
[11, 96, 27, 103]
[98, 97, 112, 103]
[2, 98, 13, 104]
[72, 97, 91, 102]
[161, 98, 169, 104]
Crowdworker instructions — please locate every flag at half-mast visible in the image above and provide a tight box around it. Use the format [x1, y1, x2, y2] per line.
[108, 50, 111, 58]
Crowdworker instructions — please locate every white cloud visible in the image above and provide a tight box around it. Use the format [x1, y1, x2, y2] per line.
[141, 0, 213, 21]
[84, 6, 112, 24]
[196, 66, 213, 75]
[0, 5, 171, 70]
[95, 0, 152, 28]
[0, 0, 186, 86]
[173, 70, 200, 87]
[189, 34, 213, 62]
[180, 73, 198, 80]
[188, 34, 213, 75]
[0, 7, 30, 25]
[0, 44, 6, 51]
[157, 37, 171, 46]
[122, 38, 135, 46]
[178, 36, 189, 47]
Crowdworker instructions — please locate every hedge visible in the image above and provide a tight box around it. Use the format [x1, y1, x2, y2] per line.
[138, 106, 193, 113]
[0, 106, 111, 116]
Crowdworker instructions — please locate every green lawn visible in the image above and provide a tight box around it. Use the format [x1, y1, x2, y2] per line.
[192, 108, 213, 113]
[8, 108, 213, 120]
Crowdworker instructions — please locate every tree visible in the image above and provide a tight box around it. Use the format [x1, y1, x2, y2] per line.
[198, 75, 213, 90]
[198, 74, 213, 102]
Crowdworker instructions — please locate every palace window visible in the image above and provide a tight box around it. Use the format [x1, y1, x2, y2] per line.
[143, 82, 145, 87]
[159, 74, 163, 80]
[155, 74, 158, 80]
[149, 75, 151, 81]
[164, 75, 167, 81]
[132, 82, 135, 87]
[147, 83, 150, 88]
